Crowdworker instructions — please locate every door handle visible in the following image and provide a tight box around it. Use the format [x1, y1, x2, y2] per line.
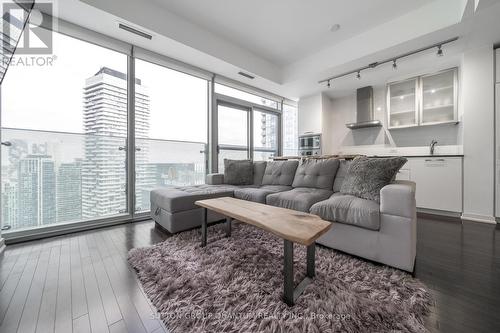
[135, 147, 141, 151]
[1, 141, 12, 147]
[118, 146, 126, 151]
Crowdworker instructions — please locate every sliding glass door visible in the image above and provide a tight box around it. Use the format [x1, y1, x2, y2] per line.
[216, 96, 280, 171]
[217, 102, 250, 171]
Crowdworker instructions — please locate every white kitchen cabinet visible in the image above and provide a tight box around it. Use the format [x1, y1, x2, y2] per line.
[408, 157, 462, 212]
[420, 69, 458, 125]
[387, 78, 418, 128]
[387, 68, 458, 128]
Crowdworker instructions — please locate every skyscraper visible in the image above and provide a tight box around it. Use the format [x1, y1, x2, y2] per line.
[82, 67, 151, 218]
[17, 154, 56, 229]
[56, 160, 82, 222]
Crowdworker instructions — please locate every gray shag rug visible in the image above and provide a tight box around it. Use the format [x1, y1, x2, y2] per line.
[128, 222, 431, 333]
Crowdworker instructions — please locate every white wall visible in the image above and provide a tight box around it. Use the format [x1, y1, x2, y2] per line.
[298, 93, 323, 135]
[461, 45, 495, 223]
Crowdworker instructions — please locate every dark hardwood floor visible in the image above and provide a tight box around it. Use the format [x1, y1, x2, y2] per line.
[0, 216, 499, 333]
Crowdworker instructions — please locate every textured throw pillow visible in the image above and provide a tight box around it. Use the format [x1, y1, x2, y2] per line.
[223, 159, 254, 185]
[340, 156, 407, 202]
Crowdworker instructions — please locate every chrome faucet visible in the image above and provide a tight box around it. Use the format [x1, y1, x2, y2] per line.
[429, 139, 438, 155]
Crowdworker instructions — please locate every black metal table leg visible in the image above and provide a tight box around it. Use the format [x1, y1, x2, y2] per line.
[201, 208, 207, 247]
[306, 243, 315, 278]
[283, 241, 316, 306]
[226, 217, 231, 237]
[283, 239, 294, 306]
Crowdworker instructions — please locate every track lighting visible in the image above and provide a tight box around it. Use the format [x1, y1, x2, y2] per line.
[437, 45, 443, 57]
[318, 36, 458, 86]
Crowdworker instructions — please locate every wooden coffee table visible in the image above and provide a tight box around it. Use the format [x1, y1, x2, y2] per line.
[195, 197, 332, 306]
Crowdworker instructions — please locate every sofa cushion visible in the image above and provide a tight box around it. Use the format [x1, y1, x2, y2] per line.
[234, 185, 292, 203]
[253, 161, 267, 186]
[151, 184, 239, 213]
[341, 156, 407, 202]
[224, 159, 254, 185]
[266, 187, 333, 212]
[310, 193, 380, 231]
[333, 159, 352, 192]
[261, 160, 299, 186]
[292, 158, 339, 190]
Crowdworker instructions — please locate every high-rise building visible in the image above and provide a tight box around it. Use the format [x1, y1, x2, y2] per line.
[17, 154, 56, 229]
[82, 67, 151, 218]
[56, 160, 82, 222]
[2, 182, 18, 229]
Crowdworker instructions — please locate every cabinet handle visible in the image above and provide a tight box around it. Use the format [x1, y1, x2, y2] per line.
[425, 158, 446, 162]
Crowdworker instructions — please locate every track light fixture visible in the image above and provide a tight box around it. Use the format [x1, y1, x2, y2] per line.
[436, 45, 443, 57]
[318, 36, 458, 86]
[327, 80, 331, 88]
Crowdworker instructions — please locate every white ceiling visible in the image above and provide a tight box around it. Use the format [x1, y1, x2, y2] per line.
[44, 0, 500, 100]
[150, 0, 434, 66]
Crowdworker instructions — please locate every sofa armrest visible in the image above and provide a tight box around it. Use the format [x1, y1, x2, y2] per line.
[380, 181, 416, 218]
[206, 173, 224, 185]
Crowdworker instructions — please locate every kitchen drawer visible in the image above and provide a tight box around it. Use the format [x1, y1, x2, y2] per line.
[408, 157, 462, 212]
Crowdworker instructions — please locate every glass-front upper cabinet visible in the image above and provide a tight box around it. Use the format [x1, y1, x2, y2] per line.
[421, 69, 457, 125]
[387, 78, 418, 128]
[387, 68, 458, 129]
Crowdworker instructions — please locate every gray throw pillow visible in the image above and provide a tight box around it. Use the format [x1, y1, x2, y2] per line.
[223, 159, 254, 185]
[340, 156, 407, 202]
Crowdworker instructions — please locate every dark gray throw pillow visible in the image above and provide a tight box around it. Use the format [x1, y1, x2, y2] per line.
[340, 156, 407, 203]
[223, 159, 254, 185]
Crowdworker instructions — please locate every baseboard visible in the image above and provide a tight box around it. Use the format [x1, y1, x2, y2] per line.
[417, 208, 461, 218]
[461, 213, 497, 224]
[0, 238, 5, 255]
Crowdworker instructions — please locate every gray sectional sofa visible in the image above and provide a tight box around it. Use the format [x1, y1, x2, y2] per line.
[150, 158, 416, 272]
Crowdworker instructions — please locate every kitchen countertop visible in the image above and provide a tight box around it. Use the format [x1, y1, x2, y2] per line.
[371, 154, 464, 158]
[271, 154, 464, 160]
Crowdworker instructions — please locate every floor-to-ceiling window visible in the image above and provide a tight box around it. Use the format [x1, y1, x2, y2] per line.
[1, 31, 129, 232]
[133, 59, 208, 213]
[0, 18, 295, 239]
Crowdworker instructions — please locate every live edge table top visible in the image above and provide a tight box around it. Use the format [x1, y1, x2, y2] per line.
[195, 197, 332, 246]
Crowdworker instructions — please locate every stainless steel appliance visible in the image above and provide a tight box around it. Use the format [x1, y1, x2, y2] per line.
[298, 133, 321, 156]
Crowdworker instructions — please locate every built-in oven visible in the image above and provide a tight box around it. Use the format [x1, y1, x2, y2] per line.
[298, 133, 321, 156]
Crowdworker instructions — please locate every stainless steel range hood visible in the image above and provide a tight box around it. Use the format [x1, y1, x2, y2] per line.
[346, 86, 382, 129]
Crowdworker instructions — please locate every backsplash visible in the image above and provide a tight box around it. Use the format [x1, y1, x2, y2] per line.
[322, 86, 463, 155]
